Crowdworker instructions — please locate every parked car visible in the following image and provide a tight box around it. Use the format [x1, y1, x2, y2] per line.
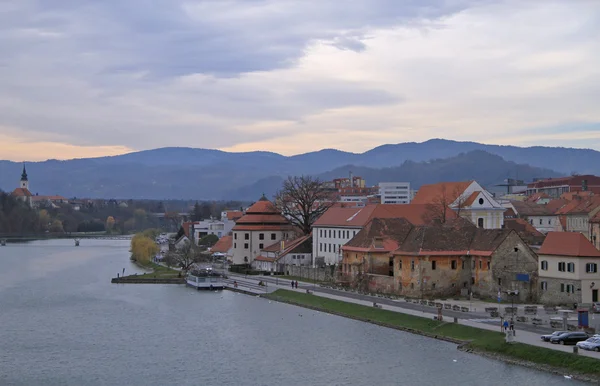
[550, 332, 589, 345]
[576, 337, 600, 351]
[541, 331, 568, 342]
[592, 303, 600, 313]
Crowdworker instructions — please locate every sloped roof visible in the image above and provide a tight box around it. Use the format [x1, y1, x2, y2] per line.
[277, 234, 312, 260]
[226, 211, 243, 221]
[511, 199, 567, 216]
[395, 226, 512, 257]
[211, 235, 233, 253]
[560, 191, 594, 201]
[233, 195, 292, 231]
[539, 232, 600, 257]
[526, 192, 550, 202]
[411, 181, 473, 205]
[503, 218, 546, 246]
[555, 197, 600, 215]
[254, 255, 276, 262]
[591, 211, 600, 224]
[246, 195, 277, 214]
[313, 204, 454, 228]
[344, 218, 414, 253]
[11, 188, 32, 197]
[462, 191, 480, 207]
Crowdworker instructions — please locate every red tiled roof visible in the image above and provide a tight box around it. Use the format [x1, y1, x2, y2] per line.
[246, 196, 278, 214]
[233, 195, 293, 232]
[538, 232, 600, 257]
[462, 191, 480, 207]
[511, 199, 567, 216]
[277, 234, 312, 260]
[226, 211, 243, 220]
[591, 211, 600, 223]
[182, 222, 193, 238]
[313, 204, 454, 228]
[343, 218, 413, 253]
[411, 181, 473, 205]
[211, 235, 233, 253]
[526, 192, 550, 202]
[560, 191, 594, 201]
[262, 241, 284, 252]
[555, 197, 600, 215]
[11, 188, 33, 197]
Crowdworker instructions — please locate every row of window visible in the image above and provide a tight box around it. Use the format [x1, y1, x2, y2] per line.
[319, 243, 342, 254]
[540, 261, 598, 273]
[234, 233, 277, 241]
[234, 243, 266, 250]
[318, 228, 357, 239]
[397, 259, 490, 271]
[540, 281, 576, 293]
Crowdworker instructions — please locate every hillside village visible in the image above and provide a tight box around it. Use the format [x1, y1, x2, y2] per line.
[175, 173, 600, 308]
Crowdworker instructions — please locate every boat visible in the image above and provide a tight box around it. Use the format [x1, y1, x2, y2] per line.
[186, 267, 225, 290]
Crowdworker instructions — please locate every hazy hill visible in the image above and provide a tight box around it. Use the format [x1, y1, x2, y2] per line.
[0, 138, 592, 199]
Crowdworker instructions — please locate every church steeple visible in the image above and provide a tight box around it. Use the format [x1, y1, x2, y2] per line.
[20, 163, 29, 190]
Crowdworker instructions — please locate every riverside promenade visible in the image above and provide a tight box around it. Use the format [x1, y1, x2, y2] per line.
[227, 273, 600, 360]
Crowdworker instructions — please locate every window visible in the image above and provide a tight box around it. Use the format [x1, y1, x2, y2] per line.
[471, 277, 475, 285]
[431, 261, 436, 270]
[244, 243, 249, 249]
[411, 283, 414, 289]
[462, 260, 465, 269]
[451, 260, 457, 270]
[487, 261, 491, 270]
[234, 233, 237, 240]
[479, 260, 482, 269]
[329, 230, 331, 238]
[411, 260, 415, 271]
[319, 229, 322, 238]
[389, 258, 394, 277]
[338, 230, 341, 238]
[478, 198, 484, 205]
[586, 263, 598, 273]
[353, 231, 357, 237]
[398, 260, 402, 270]
[319, 243, 322, 252]
[540, 260, 548, 270]
[259, 243, 264, 250]
[498, 278, 502, 286]
[541, 281, 547, 291]
[558, 262, 566, 272]
[234, 243, 237, 248]
[271, 233, 276, 240]
[245, 233, 249, 240]
[478, 218, 484, 228]
[432, 283, 436, 289]
[560, 283, 565, 292]
[539, 219, 542, 225]
[548, 219, 551, 225]
[328, 244, 331, 253]
[566, 284, 575, 293]
[259, 233, 264, 240]
[567, 262, 575, 273]
[346, 231, 350, 238]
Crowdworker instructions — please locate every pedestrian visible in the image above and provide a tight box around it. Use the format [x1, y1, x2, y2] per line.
[291, 281, 295, 289]
[295, 280, 299, 289]
[503, 319, 509, 332]
[509, 319, 514, 331]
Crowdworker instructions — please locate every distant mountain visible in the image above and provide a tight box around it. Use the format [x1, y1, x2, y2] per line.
[0, 138, 593, 199]
[229, 150, 561, 200]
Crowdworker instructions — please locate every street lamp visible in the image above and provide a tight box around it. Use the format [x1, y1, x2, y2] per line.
[507, 289, 519, 325]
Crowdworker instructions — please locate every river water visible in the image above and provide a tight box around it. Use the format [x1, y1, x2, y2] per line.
[0, 240, 585, 386]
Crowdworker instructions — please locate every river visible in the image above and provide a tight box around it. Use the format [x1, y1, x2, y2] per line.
[0, 239, 585, 385]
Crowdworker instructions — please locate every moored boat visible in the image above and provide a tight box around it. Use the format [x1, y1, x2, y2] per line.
[186, 268, 225, 290]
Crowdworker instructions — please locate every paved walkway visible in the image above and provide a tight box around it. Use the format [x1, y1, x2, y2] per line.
[229, 273, 600, 359]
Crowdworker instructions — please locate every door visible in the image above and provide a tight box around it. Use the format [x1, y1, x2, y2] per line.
[593, 289, 598, 303]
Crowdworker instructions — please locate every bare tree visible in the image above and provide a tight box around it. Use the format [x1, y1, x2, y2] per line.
[274, 176, 336, 235]
[164, 241, 208, 272]
[422, 184, 467, 224]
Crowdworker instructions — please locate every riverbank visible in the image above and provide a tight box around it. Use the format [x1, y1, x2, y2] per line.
[265, 289, 600, 382]
[112, 262, 184, 283]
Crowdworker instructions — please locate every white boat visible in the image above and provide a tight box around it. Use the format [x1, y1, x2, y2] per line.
[186, 268, 225, 290]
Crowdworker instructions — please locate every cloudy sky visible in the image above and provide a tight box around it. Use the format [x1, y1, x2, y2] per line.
[1, 0, 600, 161]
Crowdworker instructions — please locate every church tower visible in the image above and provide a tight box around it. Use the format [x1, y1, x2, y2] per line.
[20, 164, 29, 190]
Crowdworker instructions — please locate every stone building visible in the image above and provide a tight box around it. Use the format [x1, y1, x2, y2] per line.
[340, 217, 539, 302]
[537, 232, 600, 306]
[230, 195, 295, 265]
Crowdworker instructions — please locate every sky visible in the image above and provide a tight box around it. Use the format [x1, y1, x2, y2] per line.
[1, 0, 600, 161]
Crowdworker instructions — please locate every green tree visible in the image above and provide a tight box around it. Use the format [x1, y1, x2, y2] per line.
[199, 234, 219, 247]
[49, 219, 64, 233]
[191, 202, 203, 221]
[39, 210, 51, 231]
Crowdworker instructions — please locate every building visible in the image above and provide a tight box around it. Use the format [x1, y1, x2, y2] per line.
[221, 210, 243, 222]
[190, 218, 235, 243]
[507, 199, 567, 234]
[393, 225, 538, 302]
[412, 180, 506, 229]
[230, 195, 295, 265]
[11, 164, 33, 206]
[379, 182, 411, 204]
[340, 218, 538, 302]
[526, 175, 600, 198]
[210, 235, 233, 260]
[312, 204, 454, 266]
[502, 218, 546, 246]
[537, 232, 600, 305]
[555, 196, 600, 239]
[252, 234, 312, 272]
[591, 212, 600, 250]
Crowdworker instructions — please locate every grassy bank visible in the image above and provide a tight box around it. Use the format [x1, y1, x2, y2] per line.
[265, 289, 600, 378]
[125, 262, 181, 280]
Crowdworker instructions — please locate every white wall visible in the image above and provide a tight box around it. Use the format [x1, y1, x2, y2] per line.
[312, 226, 361, 266]
[379, 182, 411, 204]
[231, 229, 290, 265]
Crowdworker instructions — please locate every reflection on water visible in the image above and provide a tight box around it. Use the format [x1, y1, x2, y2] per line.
[0, 240, 586, 386]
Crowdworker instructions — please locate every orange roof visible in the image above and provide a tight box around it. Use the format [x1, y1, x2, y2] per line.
[211, 235, 233, 253]
[539, 232, 600, 257]
[560, 191, 594, 201]
[232, 224, 294, 231]
[11, 188, 32, 197]
[246, 195, 278, 214]
[555, 197, 600, 215]
[262, 241, 283, 252]
[411, 181, 473, 205]
[462, 191, 480, 207]
[233, 195, 292, 232]
[313, 204, 455, 228]
[226, 211, 243, 221]
[526, 192, 550, 202]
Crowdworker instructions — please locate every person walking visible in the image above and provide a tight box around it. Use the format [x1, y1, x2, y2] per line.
[291, 280, 295, 289]
[503, 319, 509, 332]
[295, 280, 299, 289]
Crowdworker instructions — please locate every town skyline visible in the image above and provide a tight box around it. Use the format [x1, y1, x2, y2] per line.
[1, 1, 599, 161]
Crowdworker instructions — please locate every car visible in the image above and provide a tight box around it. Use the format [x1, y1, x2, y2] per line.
[592, 303, 600, 313]
[541, 331, 568, 342]
[576, 337, 600, 351]
[550, 332, 589, 345]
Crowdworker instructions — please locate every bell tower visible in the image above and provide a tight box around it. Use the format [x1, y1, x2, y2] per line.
[20, 164, 29, 190]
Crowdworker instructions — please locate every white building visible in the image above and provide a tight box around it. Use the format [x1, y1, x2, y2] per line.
[538, 232, 600, 305]
[379, 182, 411, 204]
[230, 195, 295, 265]
[252, 234, 312, 272]
[412, 180, 506, 229]
[190, 218, 235, 244]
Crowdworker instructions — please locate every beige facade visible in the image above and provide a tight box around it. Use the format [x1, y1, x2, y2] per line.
[538, 254, 600, 305]
[231, 230, 291, 265]
[592, 222, 600, 249]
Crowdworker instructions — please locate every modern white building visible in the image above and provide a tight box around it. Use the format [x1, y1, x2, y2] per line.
[379, 182, 411, 204]
[190, 218, 235, 244]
